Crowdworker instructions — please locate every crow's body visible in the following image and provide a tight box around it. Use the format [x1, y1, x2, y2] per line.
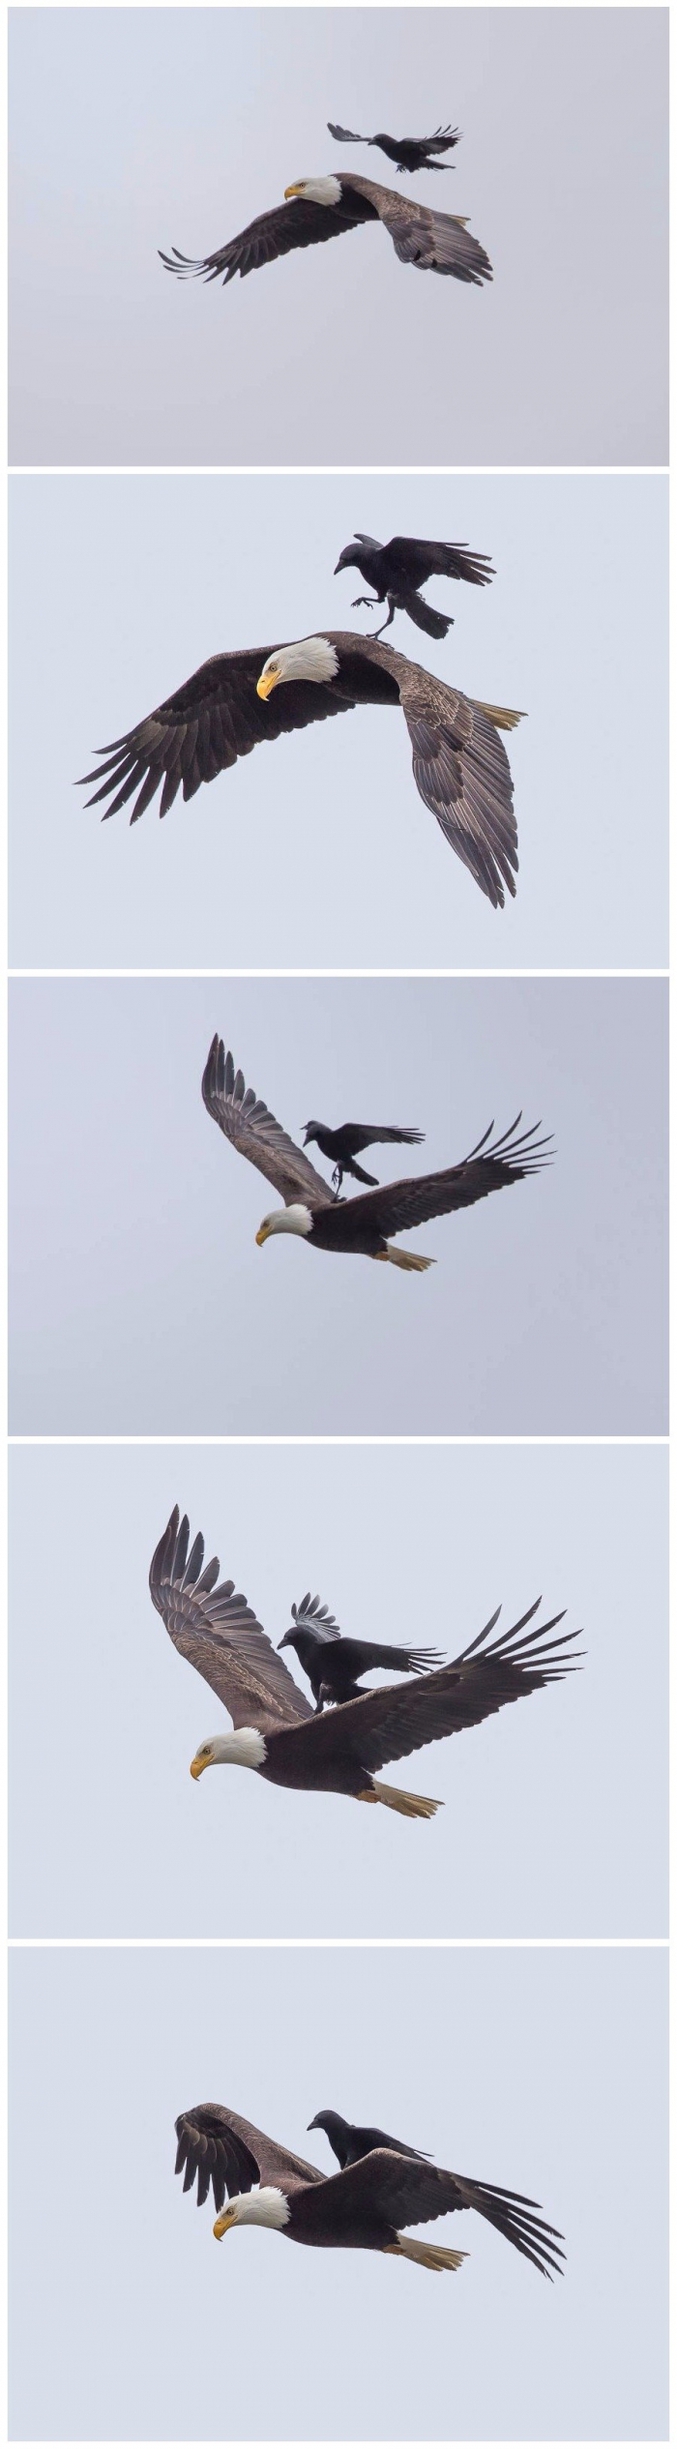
[308, 2110, 431, 2166]
[335, 532, 494, 642]
[302, 1116, 424, 1193]
[278, 1596, 444, 1709]
[328, 123, 461, 173]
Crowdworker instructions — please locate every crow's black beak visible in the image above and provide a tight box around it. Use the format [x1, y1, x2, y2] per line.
[277, 1631, 294, 1650]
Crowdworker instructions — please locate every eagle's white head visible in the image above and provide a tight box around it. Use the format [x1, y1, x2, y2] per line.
[189, 1728, 267, 1779]
[255, 1203, 314, 1247]
[214, 2187, 291, 2239]
[256, 638, 339, 700]
[284, 176, 342, 208]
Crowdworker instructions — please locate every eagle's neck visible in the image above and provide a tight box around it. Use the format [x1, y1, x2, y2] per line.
[233, 2187, 291, 2230]
[267, 1205, 314, 1238]
[291, 177, 342, 208]
[210, 1729, 268, 1769]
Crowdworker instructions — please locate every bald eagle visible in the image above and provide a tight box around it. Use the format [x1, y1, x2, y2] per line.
[328, 122, 461, 174]
[79, 628, 523, 909]
[160, 173, 491, 289]
[202, 1041, 550, 1272]
[175, 2102, 565, 2278]
[302, 1117, 424, 1192]
[334, 532, 494, 641]
[277, 1592, 444, 1710]
[150, 1503, 581, 1823]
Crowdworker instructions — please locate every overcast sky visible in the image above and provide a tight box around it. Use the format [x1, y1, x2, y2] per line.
[9, 471, 668, 971]
[10, 1440, 667, 1944]
[9, 9, 668, 466]
[9, 975, 667, 1435]
[10, 1945, 667, 2440]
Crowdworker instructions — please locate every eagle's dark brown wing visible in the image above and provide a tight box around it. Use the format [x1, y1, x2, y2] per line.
[315, 1116, 552, 1247]
[175, 2104, 323, 2212]
[150, 1507, 313, 1733]
[78, 643, 353, 826]
[398, 677, 521, 906]
[159, 188, 377, 285]
[202, 1040, 333, 1211]
[346, 633, 520, 909]
[302, 2150, 565, 2277]
[344, 176, 492, 284]
[274, 1600, 580, 1773]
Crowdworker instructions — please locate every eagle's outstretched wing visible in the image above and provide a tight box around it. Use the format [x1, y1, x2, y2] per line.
[303, 2150, 565, 2278]
[175, 2104, 323, 2211]
[202, 1040, 333, 1211]
[315, 1117, 552, 1247]
[160, 185, 377, 284]
[78, 643, 351, 826]
[274, 1598, 579, 1771]
[150, 1507, 313, 1732]
[347, 176, 492, 284]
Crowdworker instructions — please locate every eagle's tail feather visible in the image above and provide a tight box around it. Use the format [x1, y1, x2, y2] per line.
[376, 1245, 436, 1273]
[371, 1780, 441, 1820]
[473, 700, 525, 732]
[386, 2235, 467, 2272]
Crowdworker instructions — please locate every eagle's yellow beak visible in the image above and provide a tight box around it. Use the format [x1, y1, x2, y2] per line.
[284, 182, 303, 199]
[255, 1225, 269, 1247]
[256, 668, 279, 701]
[214, 2209, 235, 2240]
[190, 1753, 207, 1780]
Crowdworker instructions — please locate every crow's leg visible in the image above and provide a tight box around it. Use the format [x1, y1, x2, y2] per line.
[332, 1163, 344, 1194]
[351, 594, 380, 610]
[369, 596, 397, 640]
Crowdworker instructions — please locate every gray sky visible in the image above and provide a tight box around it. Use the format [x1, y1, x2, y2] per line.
[9, 975, 667, 1434]
[9, 1440, 667, 1943]
[9, 1945, 668, 2440]
[9, 471, 668, 971]
[9, 9, 668, 467]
